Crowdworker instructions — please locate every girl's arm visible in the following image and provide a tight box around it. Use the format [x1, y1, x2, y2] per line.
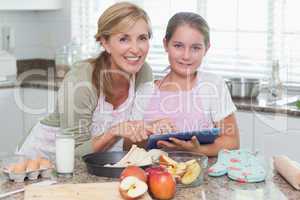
[157, 113, 240, 157]
[195, 113, 240, 156]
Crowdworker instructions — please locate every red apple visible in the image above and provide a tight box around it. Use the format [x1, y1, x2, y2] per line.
[145, 166, 166, 176]
[148, 170, 176, 200]
[119, 176, 148, 200]
[120, 166, 147, 183]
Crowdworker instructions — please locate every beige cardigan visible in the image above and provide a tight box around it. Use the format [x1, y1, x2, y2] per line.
[40, 61, 152, 152]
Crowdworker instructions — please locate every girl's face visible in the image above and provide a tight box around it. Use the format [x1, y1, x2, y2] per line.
[101, 19, 150, 75]
[164, 24, 209, 77]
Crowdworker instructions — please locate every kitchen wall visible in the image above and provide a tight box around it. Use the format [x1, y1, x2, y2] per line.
[0, 0, 71, 59]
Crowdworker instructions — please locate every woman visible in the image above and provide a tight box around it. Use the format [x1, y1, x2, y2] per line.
[130, 12, 240, 156]
[17, 2, 175, 158]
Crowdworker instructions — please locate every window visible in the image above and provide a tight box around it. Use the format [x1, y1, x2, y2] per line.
[72, 0, 300, 83]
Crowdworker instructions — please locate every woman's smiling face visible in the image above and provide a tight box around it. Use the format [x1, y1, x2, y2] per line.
[164, 24, 209, 77]
[101, 19, 150, 75]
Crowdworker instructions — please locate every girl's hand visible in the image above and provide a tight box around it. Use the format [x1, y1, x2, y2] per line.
[146, 118, 178, 134]
[157, 136, 201, 152]
[111, 121, 150, 143]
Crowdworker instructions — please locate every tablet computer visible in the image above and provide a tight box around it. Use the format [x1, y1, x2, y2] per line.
[147, 128, 220, 150]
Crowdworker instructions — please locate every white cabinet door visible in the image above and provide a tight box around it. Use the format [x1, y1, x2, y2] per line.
[254, 112, 289, 155]
[261, 130, 300, 163]
[253, 112, 300, 162]
[22, 88, 57, 135]
[236, 111, 254, 151]
[0, 88, 23, 154]
[0, 0, 62, 10]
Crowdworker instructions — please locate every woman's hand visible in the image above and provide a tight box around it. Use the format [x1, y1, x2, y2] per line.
[107, 118, 177, 150]
[92, 120, 149, 152]
[118, 118, 177, 150]
[146, 118, 178, 134]
[157, 136, 201, 152]
[110, 120, 150, 143]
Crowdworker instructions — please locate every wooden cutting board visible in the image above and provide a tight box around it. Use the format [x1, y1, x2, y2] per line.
[24, 182, 152, 200]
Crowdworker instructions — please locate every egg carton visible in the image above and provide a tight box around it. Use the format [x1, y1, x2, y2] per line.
[1, 156, 54, 183]
[2, 166, 53, 183]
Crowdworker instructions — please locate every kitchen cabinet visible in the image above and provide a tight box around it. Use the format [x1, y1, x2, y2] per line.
[0, 87, 57, 154]
[253, 112, 300, 162]
[237, 110, 300, 162]
[0, 0, 62, 10]
[259, 130, 300, 162]
[0, 88, 23, 154]
[236, 111, 254, 151]
[22, 88, 57, 134]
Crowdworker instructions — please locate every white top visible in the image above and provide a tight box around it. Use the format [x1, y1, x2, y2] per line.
[131, 71, 236, 124]
[90, 78, 136, 151]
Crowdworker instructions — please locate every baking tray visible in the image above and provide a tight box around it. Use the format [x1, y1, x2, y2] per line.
[82, 151, 151, 178]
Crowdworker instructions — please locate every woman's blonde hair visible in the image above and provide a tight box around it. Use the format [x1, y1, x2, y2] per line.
[92, 2, 152, 99]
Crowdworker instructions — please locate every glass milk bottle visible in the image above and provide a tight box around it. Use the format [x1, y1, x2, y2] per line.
[55, 133, 75, 177]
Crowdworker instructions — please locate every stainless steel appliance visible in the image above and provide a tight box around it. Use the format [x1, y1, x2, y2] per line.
[226, 78, 260, 99]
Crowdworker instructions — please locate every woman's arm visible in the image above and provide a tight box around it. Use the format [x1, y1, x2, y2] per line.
[92, 128, 120, 152]
[41, 62, 97, 148]
[92, 63, 154, 152]
[92, 120, 150, 152]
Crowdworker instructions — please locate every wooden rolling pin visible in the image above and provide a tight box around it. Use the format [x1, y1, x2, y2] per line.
[273, 155, 300, 190]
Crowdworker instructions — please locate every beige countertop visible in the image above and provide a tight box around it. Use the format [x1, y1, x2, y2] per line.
[1, 157, 300, 200]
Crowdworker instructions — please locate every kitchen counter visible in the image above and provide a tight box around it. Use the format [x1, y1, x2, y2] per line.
[0, 59, 60, 90]
[1, 157, 300, 200]
[233, 97, 300, 117]
[0, 75, 61, 91]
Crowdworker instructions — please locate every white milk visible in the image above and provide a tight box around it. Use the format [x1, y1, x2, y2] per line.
[55, 134, 75, 174]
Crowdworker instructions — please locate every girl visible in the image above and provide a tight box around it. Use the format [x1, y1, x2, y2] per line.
[130, 12, 240, 156]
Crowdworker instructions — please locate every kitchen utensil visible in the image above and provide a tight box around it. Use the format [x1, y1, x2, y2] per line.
[227, 78, 260, 99]
[82, 151, 151, 178]
[24, 182, 152, 200]
[0, 180, 57, 199]
[273, 155, 300, 190]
